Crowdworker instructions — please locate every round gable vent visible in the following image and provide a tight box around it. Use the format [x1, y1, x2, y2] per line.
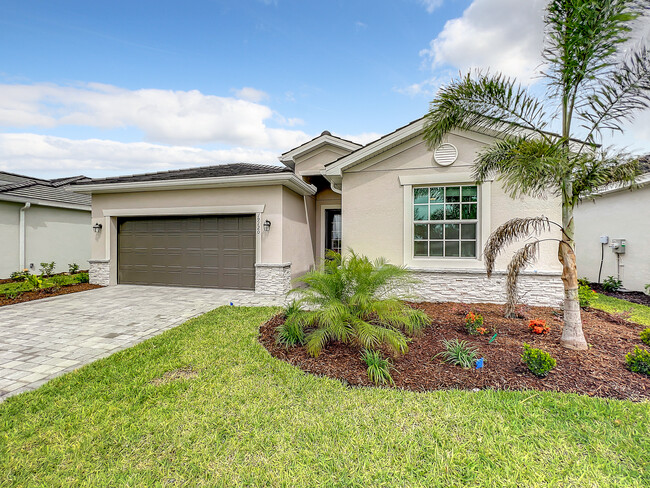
[433, 143, 458, 166]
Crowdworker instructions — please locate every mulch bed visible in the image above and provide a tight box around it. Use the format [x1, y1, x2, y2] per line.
[0, 283, 102, 307]
[589, 283, 650, 307]
[260, 302, 650, 401]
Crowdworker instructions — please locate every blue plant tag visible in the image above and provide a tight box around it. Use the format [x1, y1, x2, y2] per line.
[230, 302, 234, 306]
[475, 358, 484, 369]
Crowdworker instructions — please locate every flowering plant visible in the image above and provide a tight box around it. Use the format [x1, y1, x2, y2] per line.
[529, 319, 550, 334]
[465, 312, 486, 335]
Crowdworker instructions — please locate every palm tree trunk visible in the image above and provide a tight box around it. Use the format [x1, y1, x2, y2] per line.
[558, 205, 588, 350]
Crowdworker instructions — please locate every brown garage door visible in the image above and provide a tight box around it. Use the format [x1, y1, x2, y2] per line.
[118, 215, 255, 290]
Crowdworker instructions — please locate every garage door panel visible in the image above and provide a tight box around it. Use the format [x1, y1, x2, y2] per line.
[118, 215, 255, 290]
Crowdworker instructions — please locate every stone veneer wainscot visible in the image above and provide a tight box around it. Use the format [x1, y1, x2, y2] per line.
[255, 263, 292, 295]
[89, 259, 110, 286]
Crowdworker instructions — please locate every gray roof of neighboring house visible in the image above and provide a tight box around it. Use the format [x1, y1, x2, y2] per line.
[71, 163, 292, 186]
[0, 171, 91, 208]
[639, 154, 650, 174]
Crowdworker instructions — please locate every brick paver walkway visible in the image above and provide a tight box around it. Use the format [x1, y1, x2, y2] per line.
[0, 285, 285, 401]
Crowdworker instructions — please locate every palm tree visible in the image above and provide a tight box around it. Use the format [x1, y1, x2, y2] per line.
[423, 0, 649, 350]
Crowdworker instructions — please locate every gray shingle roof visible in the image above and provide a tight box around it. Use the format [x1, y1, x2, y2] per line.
[71, 163, 292, 186]
[0, 172, 91, 207]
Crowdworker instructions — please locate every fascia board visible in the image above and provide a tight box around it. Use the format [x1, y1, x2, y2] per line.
[70, 173, 317, 196]
[0, 194, 91, 211]
[585, 173, 650, 197]
[279, 135, 361, 162]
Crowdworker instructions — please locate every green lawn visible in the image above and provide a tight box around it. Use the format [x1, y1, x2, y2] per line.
[1, 307, 648, 487]
[591, 293, 650, 326]
[0, 273, 86, 295]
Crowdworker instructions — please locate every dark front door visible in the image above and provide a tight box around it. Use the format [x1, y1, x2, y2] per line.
[117, 215, 255, 290]
[325, 209, 342, 255]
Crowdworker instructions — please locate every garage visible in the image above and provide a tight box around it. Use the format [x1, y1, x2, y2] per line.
[117, 215, 255, 290]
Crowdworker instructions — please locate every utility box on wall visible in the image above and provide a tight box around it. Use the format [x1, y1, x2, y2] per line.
[610, 238, 627, 254]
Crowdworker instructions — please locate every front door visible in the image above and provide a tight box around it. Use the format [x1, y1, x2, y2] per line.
[325, 209, 342, 255]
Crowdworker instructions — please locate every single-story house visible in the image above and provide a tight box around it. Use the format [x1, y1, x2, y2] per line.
[72, 117, 564, 306]
[574, 156, 650, 292]
[0, 172, 91, 278]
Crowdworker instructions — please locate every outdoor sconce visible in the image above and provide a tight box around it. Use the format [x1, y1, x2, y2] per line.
[92, 222, 103, 233]
[263, 220, 271, 232]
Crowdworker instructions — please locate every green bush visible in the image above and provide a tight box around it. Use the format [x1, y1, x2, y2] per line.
[281, 250, 430, 357]
[3, 289, 21, 300]
[75, 272, 90, 283]
[521, 343, 556, 377]
[9, 270, 30, 281]
[641, 328, 650, 347]
[437, 339, 478, 368]
[602, 276, 622, 292]
[625, 347, 650, 376]
[24, 274, 44, 291]
[276, 301, 306, 346]
[50, 275, 68, 288]
[577, 277, 591, 287]
[39, 261, 55, 277]
[68, 263, 80, 274]
[361, 349, 394, 386]
[578, 285, 597, 308]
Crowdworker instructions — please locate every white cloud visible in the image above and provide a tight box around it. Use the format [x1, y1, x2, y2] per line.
[0, 82, 310, 149]
[421, 0, 547, 84]
[419, 0, 444, 13]
[0, 133, 281, 177]
[232, 86, 269, 103]
[337, 132, 383, 146]
[395, 76, 447, 97]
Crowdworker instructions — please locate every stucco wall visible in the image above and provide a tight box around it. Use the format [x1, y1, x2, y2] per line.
[90, 185, 287, 285]
[281, 187, 316, 278]
[0, 201, 90, 278]
[574, 186, 649, 292]
[294, 147, 350, 175]
[341, 133, 562, 274]
[0, 202, 21, 278]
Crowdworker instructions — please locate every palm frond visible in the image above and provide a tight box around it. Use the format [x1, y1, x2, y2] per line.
[424, 72, 550, 149]
[572, 152, 641, 201]
[484, 217, 551, 277]
[305, 327, 332, 358]
[504, 241, 540, 318]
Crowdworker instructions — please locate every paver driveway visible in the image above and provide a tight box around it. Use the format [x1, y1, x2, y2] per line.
[0, 285, 284, 401]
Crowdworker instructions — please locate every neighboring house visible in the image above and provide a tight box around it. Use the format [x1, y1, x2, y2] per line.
[72, 117, 564, 306]
[0, 172, 92, 278]
[574, 155, 650, 292]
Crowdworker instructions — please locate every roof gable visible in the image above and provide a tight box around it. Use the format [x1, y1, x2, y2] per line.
[279, 131, 361, 165]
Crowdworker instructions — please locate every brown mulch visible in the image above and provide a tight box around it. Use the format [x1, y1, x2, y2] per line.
[589, 283, 650, 307]
[259, 302, 650, 401]
[0, 283, 102, 307]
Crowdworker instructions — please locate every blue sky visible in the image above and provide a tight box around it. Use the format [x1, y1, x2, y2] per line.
[1, 0, 648, 178]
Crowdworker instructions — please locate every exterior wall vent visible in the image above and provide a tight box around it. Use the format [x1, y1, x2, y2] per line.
[433, 143, 458, 166]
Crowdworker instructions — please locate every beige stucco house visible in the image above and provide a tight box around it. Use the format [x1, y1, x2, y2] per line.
[0, 172, 91, 278]
[73, 117, 564, 306]
[574, 157, 649, 292]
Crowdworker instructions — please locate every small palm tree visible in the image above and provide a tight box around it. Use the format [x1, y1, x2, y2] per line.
[278, 251, 429, 357]
[423, 0, 649, 350]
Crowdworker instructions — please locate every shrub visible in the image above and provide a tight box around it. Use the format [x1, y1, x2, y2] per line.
[39, 261, 55, 277]
[578, 285, 597, 308]
[437, 339, 479, 368]
[9, 270, 30, 281]
[641, 328, 650, 347]
[50, 275, 68, 288]
[3, 289, 21, 300]
[282, 250, 430, 357]
[602, 276, 622, 292]
[625, 347, 650, 376]
[465, 312, 487, 335]
[577, 277, 591, 287]
[68, 263, 80, 274]
[276, 301, 306, 346]
[521, 343, 556, 377]
[528, 319, 549, 334]
[361, 349, 394, 385]
[24, 274, 44, 291]
[75, 272, 89, 283]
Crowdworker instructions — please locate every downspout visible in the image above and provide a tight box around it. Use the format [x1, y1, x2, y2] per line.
[19, 202, 31, 270]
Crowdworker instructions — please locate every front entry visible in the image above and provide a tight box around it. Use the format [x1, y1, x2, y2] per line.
[324, 209, 342, 255]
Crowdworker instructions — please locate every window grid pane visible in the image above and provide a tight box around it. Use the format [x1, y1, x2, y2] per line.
[413, 185, 478, 258]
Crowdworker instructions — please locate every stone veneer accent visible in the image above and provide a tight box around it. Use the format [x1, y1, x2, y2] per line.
[407, 269, 564, 308]
[255, 263, 292, 295]
[89, 259, 110, 286]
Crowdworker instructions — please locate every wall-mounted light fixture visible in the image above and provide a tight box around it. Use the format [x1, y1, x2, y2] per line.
[263, 220, 271, 232]
[92, 222, 103, 233]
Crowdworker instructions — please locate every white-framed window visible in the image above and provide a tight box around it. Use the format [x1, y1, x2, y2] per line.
[413, 185, 478, 258]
